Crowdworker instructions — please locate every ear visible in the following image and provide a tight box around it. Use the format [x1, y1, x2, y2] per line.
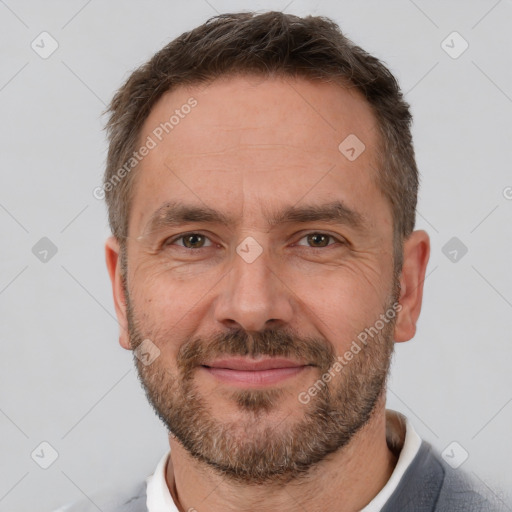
[394, 230, 430, 343]
[105, 236, 131, 350]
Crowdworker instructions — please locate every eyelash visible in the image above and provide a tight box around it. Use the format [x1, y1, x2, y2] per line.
[164, 232, 345, 250]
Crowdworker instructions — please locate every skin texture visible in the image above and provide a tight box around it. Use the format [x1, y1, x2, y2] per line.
[105, 74, 430, 512]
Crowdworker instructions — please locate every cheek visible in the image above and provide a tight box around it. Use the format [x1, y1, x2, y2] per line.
[283, 261, 389, 341]
[128, 259, 223, 331]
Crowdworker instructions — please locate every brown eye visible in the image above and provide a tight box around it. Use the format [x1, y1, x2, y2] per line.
[183, 234, 205, 248]
[306, 233, 331, 247]
[169, 233, 213, 249]
[296, 233, 341, 248]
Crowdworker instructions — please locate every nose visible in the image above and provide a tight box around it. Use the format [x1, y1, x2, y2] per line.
[213, 243, 294, 332]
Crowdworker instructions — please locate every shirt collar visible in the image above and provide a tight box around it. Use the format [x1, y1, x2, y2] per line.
[360, 410, 422, 511]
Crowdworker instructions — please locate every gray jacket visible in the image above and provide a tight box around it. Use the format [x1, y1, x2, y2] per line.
[55, 441, 510, 511]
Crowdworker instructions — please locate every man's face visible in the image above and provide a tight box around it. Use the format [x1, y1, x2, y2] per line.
[121, 75, 399, 484]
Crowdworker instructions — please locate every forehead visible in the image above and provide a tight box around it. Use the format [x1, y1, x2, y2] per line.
[129, 74, 388, 235]
[140, 74, 379, 159]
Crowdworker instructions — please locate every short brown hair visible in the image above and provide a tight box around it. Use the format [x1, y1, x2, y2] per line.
[103, 11, 418, 274]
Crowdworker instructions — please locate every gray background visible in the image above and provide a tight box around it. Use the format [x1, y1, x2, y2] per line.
[1, 0, 511, 510]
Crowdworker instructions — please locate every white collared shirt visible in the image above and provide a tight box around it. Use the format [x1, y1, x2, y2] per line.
[361, 412, 422, 511]
[146, 410, 422, 512]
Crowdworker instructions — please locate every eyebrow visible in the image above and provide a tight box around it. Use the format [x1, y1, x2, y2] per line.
[142, 199, 367, 237]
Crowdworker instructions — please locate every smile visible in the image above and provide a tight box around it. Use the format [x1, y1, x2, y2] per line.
[201, 357, 312, 386]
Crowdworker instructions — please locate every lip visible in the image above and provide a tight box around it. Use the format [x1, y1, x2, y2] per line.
[201, 357, 312, 386]
[203, 357, 309, 371]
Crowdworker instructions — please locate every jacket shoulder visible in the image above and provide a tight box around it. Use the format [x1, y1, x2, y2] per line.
[53, 479, 147, 512]
[383, 441, 510, 512]
[435, 459, 510, 512]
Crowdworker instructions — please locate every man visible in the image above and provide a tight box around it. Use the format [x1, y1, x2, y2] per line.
[56, 10, 508, 512]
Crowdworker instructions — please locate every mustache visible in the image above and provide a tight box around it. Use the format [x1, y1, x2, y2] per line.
[176, 328, 337, 376]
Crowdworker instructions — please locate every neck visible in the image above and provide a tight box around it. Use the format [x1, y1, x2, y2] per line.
[165, 398, 398, 512]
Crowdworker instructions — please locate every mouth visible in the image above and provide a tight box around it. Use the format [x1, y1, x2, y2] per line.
[200, 357, 313, 386]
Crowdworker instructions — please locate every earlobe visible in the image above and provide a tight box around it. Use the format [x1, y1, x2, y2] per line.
[394, 230, 430, 343]
[105, 236, 131, 350]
